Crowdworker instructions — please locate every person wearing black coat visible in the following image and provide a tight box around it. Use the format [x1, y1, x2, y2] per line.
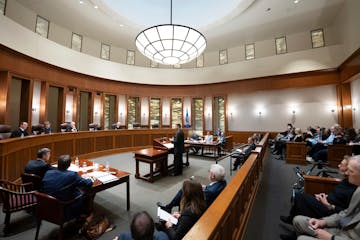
[172, 123, 184, 176]
[280, 156, 357, 224]
[24, 148, 55, 178]
[10, 121, 30, 138]
[164, 180, 207, 240]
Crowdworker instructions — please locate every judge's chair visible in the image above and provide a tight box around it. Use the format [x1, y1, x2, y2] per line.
[34, 192, 84, 240]
[31, 124, 44, 135]
[0, 180, 37, 235]
[0, 125, 12, 140]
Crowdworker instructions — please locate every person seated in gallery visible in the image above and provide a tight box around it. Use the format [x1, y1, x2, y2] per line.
[272, 123, 294, 155]
[157, 180, 207, 240]
[113, 211, 169, 240]
[312, 128, 347, 162]
[214, 128, 222, 137]
[282, 155, 360, 240]
[232, 136, 256, 170]
[24, 148, 55, 178]
[41, 120, 52, 134]
[157, 164, 226, 212]
[204, 131, 213, 144]
[188, 130, 201, 153]
[279, 155, 357, 225]
[113, 122, 122, 130]
[10, 121, 30, 138]
[66, 121, 78, 132]
[307, 124, 340, 162]
[41, 155, 93, 220]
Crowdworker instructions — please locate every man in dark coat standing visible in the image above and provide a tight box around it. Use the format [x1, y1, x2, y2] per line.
[173, 123, 184, 176]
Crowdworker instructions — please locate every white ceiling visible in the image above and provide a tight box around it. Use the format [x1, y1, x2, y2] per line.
[16, 0, 345, 52]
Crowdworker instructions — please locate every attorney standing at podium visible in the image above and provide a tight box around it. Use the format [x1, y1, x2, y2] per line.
[173, 123, 184, 176]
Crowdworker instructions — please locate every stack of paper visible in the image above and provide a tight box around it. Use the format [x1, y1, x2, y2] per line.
[157, 207, 178, 225]
[87, 171, 118, 183]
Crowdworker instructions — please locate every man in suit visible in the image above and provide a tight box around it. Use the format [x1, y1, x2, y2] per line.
[66, 121, 78, 132]
[157, 164, 227, 211]
[10, 121, 30, 138]
[42, 155, 93, 220]
[172, 123, 184, 176]
[41, 121, 52, 134]
[24, 148, 54, 178]
[232, 136, 256, 170]
[289, 155, 360, 240]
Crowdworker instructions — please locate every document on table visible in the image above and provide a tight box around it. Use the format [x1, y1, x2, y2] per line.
[163, 143, 174, 149]
[157, 207, 178, 225]
[87, 171, 118, 183]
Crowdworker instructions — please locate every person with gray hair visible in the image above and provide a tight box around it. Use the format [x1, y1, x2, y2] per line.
[157, 164, 227, 212]
[283, 155, 360, 240]
[24, 147, 54, 178]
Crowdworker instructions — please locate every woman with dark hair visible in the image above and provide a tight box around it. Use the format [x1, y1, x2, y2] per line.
[164, 180, 207, 240]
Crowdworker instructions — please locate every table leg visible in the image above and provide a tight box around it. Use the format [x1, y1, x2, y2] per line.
[150, 162, 154, 183]
[135, 159, 140, 179]
[126, 178, 130, 210]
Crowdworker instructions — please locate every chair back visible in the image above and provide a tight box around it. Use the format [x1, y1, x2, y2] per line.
[21, 173, 42, 190]
[0, 124, 12, 140]
[31, 124, 44, 135]
[0, 180, 37, 213]
[34, 192, 66, 225]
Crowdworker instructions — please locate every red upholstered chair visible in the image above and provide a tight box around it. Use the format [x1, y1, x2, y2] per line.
[34, 192, 84, 240]
[0, 180, 37, 235]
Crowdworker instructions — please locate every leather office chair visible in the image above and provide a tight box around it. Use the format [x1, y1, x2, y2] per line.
[60, 122, 70, 132]
[0, 124, 12, 140]
[132, 122, 140, 129]
[88, 123, 100, 131]
[0, 180, 37, 235]
[21, 173, 42, 191]
[31, 124, 44, 135]
[34, 192, 84, 240]
[151, 124, 159, 129]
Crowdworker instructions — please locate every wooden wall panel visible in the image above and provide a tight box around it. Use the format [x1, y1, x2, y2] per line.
[95, 136, 113, 152]
[133, 134, 150, 146]
[53, 140, 74, 159]
[75, 137, 93, 156]
[114, 135, 132, 148]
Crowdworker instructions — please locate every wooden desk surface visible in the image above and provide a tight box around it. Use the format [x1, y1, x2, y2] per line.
[134, 148, 168, 157]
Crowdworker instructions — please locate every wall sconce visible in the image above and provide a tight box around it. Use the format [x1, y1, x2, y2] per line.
[32, 108, 37, 112]
[207, 112, 211, 118]
[230, 112, 233, 118]
[292, 110, 296, 115]
[95, 111, 99, 115]
[353, 107, 356, 112]
[331, 109, 335, 113]
[65, 110, 70, 114]
[258, 111, 262, 116]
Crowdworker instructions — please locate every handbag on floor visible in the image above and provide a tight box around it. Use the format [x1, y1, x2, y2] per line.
[83, 215, 110, 240]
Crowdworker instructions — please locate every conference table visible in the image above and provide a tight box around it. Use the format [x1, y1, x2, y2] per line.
[72, 159, 130, 210]
[184, 139, 222, 158]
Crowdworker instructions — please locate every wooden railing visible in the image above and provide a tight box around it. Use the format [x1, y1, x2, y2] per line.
[183, 133, 269, 240]
[286, 142, 307, 165]
[304, 175, 341, 195]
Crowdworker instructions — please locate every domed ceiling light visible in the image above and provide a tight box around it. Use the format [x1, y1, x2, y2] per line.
[135, 0, 206, 65]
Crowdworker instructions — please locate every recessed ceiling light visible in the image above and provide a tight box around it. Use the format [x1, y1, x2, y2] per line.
[294, 0, 300, 3]
[79, 0, 84, 4]
[119, 24, 124, 27]
[94, 5, 98, 9]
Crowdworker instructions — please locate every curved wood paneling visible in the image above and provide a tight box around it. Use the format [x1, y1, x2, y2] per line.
[0, 129, 180, 181]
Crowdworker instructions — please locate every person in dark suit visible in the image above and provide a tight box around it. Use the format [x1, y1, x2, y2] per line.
[163, 180, 207, 240]
[24, 148, 54, 178]
[114, 211, 169, 240]
[41, 121, 52, 134]
[289, 155, 360, 240]
[10, 121, 30, 138]
[232, 136, 256, 170]
[41, 155, 93, 220]
[280, 156, 357, 225]
[113, 122, 122, 130]
[172, 123, 184, 176]
[157, 164, 226, 211]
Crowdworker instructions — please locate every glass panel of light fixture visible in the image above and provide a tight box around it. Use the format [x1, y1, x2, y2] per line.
[245, 43, 255, 60]
[127, 50, 135, 65]
[101, 43, 110, 60]
[219, 49, 228, 65]
[275, 36, 287, 54]
[171, 98, 182, 129]
[150, 60, 159, 68]
[0, 0, 6, 15]
[71, 33, 82, 52]
[192, 98, 204, 136]
[311, 29, 325, 48]
[214, 96, 225, 133]
[127, 96, 140, 129]
[35, 15, 49, 38]
[173, 64, 181, 69]
[150, 98, 161, 127]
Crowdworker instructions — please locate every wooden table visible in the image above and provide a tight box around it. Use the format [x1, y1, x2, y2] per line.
[153, 137, 190, 166]
[133, 148, 168, 183]
[185, 140, 221, 158]
[78, 159, 130, 210]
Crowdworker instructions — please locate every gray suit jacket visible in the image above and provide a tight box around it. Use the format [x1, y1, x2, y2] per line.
[323, 186, 360, 240]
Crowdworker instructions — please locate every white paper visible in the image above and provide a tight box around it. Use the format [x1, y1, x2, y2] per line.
[157, 207, 178, 225]
[236, 149, 242, 153]
[87, 171, 118, 183]
[163, 143, 174, 149]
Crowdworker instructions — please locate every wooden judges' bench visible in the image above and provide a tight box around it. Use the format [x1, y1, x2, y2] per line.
[0, 129, 181, 181]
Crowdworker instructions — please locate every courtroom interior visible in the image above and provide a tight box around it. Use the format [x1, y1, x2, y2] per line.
[0, 0, 360, 239]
